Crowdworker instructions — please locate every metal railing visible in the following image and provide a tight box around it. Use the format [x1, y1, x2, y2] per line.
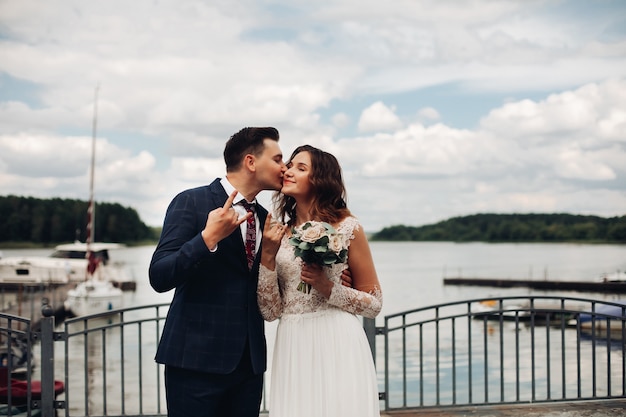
[0, 295, 624, 416]
[378, 295, 626, 412]
[61, 304, 171, 417]
[0, 312, 35, 416]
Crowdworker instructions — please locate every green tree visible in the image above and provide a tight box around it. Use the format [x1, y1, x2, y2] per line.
[370, 213, 626, 243]
[0, 195, 158, 244]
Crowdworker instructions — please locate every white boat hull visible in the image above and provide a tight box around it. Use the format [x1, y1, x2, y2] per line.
[64, 280, 124, 317]
[0, 257, 82, 284]
[0, 242, 134, 289]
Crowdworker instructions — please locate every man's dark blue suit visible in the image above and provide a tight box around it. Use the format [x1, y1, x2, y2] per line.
[149, 178, 267, 416]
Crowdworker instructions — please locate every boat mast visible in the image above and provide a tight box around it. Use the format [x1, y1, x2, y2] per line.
[86, 85, 99, 279]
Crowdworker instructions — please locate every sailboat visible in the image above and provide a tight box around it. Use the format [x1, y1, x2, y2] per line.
[64, 86, 124, 317]
[0, 241, 133, 288]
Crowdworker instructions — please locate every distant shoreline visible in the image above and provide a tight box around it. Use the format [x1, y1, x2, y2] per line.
[370, 213, 626, 243]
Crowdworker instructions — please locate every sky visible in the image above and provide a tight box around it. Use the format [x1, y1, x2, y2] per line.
[0, 0, 625, 232]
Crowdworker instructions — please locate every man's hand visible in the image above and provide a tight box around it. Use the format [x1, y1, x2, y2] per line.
[201, 190, 250, 250]
[301, 263, 333, 298]
[341, 268, 353, 288]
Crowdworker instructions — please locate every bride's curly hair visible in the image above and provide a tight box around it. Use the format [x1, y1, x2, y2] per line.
[273, 145, 351, 227]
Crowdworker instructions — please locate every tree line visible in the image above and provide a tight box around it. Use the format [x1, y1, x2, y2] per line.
[0, 195, 159, 246]
[3, 196, 624, 245]
[370, 213, 626, 243]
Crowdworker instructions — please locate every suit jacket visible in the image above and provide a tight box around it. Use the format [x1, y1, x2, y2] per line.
[149, 178, 267, 375]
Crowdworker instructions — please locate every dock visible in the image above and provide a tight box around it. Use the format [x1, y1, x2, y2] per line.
[443, 277, 626, 293]
[258, 399, 626, 416]
[379, 398, 626, 416]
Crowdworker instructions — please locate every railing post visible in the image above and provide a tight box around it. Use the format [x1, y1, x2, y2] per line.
[363, 317, 376, 364]
[39, 301, 56, 417]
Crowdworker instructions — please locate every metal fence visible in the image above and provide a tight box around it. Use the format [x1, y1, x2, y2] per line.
[379, 295, 626, 412]
[61, 304, 171, 417]
[0, 312, 35, 416]
[0, 295, 625, 416]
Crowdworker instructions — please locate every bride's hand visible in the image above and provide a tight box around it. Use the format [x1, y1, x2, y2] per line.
[301, 263, 333, 298]
[260, 213, 286, 270]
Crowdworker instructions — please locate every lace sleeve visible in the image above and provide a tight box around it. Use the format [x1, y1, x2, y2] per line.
[327, 283, 383, 318]
[257, 264, 284, 321]
[325, 216, 383, 318]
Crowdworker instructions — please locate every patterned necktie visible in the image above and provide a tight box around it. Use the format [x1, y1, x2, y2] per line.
[240, 201, 256, 269]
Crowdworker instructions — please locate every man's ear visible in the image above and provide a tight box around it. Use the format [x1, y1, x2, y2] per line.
[244, 154, 256, 172]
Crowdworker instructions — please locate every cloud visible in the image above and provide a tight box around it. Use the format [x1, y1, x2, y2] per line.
[417, 107, 440, 122]
[332, 112, 351, 129]
[329, 78, 626, 227]
[554, 147, 616, 181]
[0, 0, 625, 230]
[478, 79, 625, 184]
[358, 101, 403, 132]
[0, 134, 93, 178]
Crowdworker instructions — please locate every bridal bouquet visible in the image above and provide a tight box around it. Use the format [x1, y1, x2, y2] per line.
[289, 221, 348, 293]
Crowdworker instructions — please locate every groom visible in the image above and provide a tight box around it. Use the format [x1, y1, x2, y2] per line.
[149, 127, 286, 417]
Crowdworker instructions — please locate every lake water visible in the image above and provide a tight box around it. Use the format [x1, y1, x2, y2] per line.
[3, 242, 626, 413]
[4, 241, 625, 315]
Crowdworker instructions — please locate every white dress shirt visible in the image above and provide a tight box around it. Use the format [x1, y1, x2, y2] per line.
[220, 177, 260, 253]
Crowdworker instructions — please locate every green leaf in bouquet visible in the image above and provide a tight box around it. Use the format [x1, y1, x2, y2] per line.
[314, 245, 327, 253]
[303, 253, 319, 264]
[322, 253, 337, 265]
[316, 235, 330, 246]
[323, 223, 337, 234]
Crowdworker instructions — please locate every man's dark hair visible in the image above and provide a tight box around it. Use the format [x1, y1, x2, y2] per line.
[223, 127, 280, 172]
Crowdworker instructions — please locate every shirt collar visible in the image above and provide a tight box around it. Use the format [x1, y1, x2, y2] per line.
[220, 177, 256, 206]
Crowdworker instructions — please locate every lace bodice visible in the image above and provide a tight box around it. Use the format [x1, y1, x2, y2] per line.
[258, 216, 383, 321]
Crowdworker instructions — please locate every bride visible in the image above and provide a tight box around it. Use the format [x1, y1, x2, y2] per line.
[257, 145, 383, 417]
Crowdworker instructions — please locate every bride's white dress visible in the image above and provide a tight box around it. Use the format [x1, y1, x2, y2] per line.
[258, 217, 383, 417]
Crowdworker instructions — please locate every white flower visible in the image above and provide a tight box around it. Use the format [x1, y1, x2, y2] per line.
[289, 221, 348, 294]
[299, 222, 327, 243]
[328, 234, 345, 253]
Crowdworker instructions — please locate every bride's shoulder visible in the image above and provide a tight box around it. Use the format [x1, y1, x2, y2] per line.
[336, 216, 361, 235]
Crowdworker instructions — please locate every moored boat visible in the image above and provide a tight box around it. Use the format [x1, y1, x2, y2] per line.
[471, 299, 579, 326]
[471, 299, 529, 321]
[568, 301, 626, 341]
[63, 86, 128, 318]
[64, 278, 123, 317]
[0, 241, 134, 290]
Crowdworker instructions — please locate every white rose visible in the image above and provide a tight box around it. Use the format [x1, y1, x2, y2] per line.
[300, 222, 327, 243]
[328, 234, 345, 253]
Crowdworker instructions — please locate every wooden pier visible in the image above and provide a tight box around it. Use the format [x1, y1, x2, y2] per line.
[443, 277, 626, 293]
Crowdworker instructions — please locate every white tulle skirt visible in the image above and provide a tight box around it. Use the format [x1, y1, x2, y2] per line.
[268, 309, 380, 417]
